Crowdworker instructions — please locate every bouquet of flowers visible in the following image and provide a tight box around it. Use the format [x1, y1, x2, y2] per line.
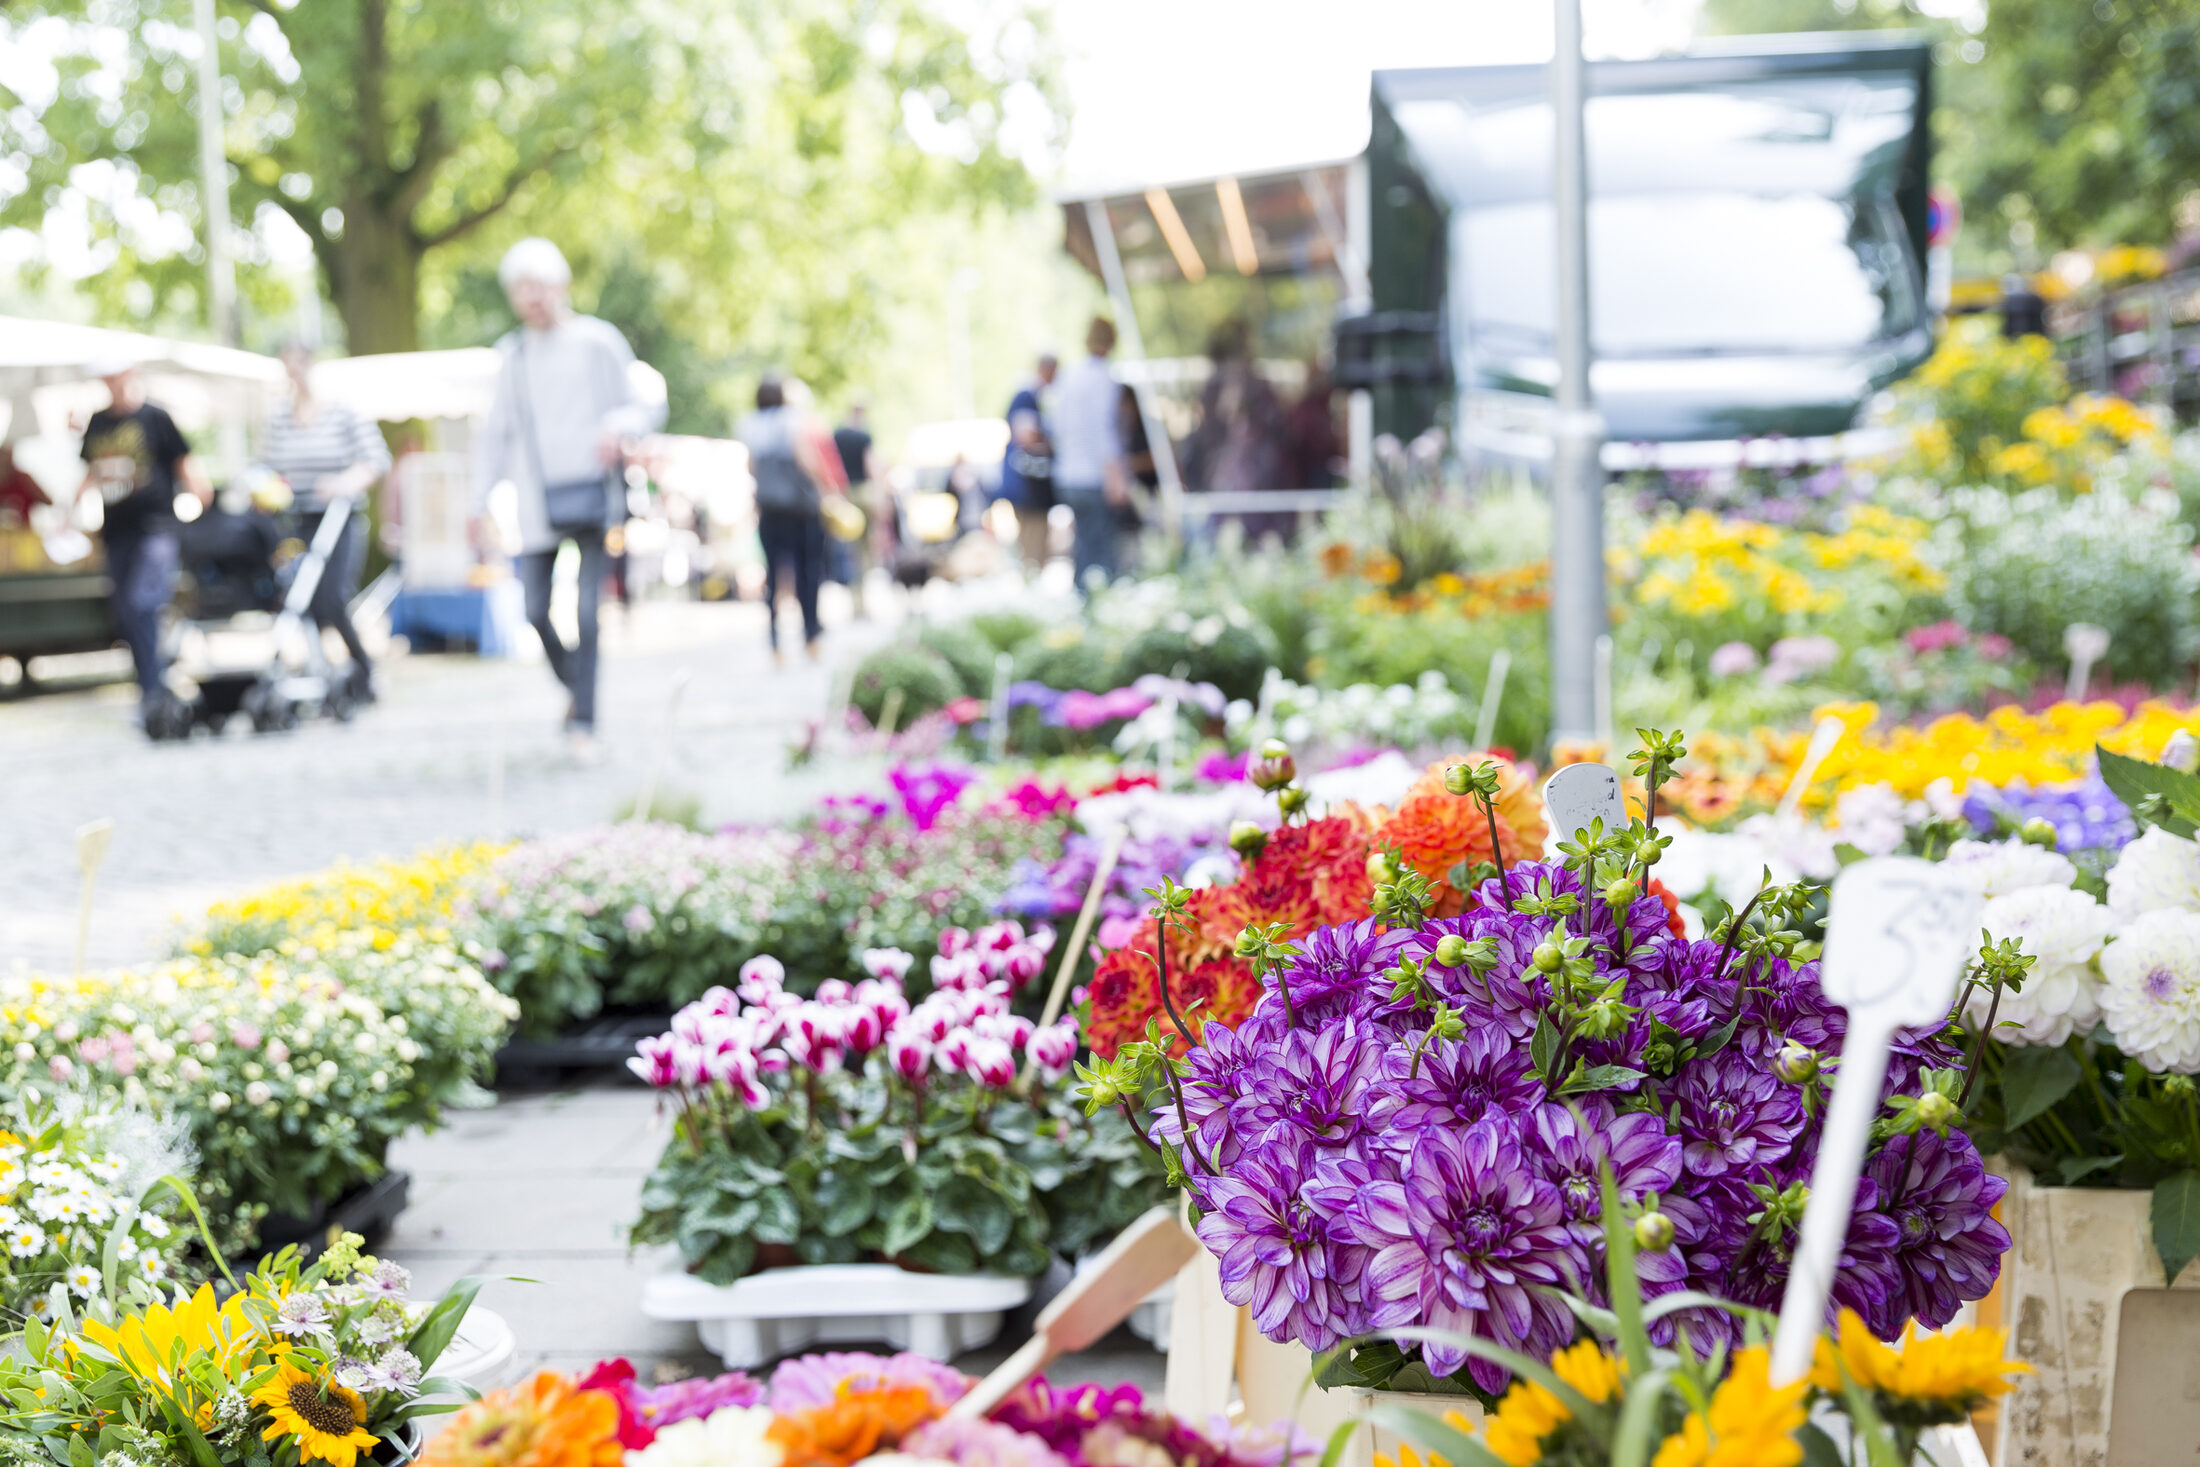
[0, 948, 516, 1249]
[1082, 753, 1549, 1059]
[631, 925, 1167, 1279]
[0, 1088, 194, 1324]
[0, 1230, 480, 1467]
[425, 1348, 1309, 1467]
[1082, 734, 2007, 1395]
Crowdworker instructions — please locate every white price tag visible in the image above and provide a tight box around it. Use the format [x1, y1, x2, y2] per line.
[1541, 762, 1628, 842]
[1771, 857, 1980, 1383]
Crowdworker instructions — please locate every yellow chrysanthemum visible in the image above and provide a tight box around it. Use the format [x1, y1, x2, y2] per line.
[255, 1361, 381, 1467]
[1482, 1378, 1570, 1467]
[76, 1282, 258, 1400]
[1810, 1309, 2030, 1406]
[1649, 1347, 1806, 1467]
[1371, 1413, 1478, 1467]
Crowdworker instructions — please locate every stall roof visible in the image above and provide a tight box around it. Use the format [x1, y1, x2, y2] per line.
[1059, 160, 1358, 288]
[311, 347, 668, 424]
[0, 314, 287, 384]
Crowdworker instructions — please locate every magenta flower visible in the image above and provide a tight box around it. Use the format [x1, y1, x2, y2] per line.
[887, 762, 978, 831]
[1667, 1050, 1805, 1178]
[764, 1351, 969, 1413]
[638, 1368, 764, 1429]
[1528, 1099, 1682, 1245]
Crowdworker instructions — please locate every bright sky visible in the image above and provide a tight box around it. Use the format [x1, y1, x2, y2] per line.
[1044, 0, 1706, 194]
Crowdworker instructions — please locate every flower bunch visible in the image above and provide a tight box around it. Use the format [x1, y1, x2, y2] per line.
[1094, 737, 2006, 1394]
[0, 1088, 192, 1323]
[1083, 757, 1545, 1059]
[1239, 672, 1480, 760]
[0, 1231, 480, 1467]
[631, 930, 1162, 1279]
[437, 1352, 1308, 1467]
[1004, 823, 1240, 957]
[0, 949, 513, 1247]
[1626, 505, 1942, 635]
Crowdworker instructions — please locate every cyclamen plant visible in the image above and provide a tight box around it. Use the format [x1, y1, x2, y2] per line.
[631, 922, 1168, 1279]
[1080, 732, 2010, 1397]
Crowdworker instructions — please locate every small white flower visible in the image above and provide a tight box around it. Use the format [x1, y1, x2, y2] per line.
[2100, 908, 2200, 1071]
[2108, 827, 2200, 918]
[65, 1265, 99, 1298]
[1966, 885, 2117, 1044]
[139, 1214, 170, 1239]
[1942, 837, 2079, 899]
[137, 1252, 165, 1281]
[7, 1224, 44, 1257]
[629, 1406, 780, 1467]
[244, 1081, 273, 1106]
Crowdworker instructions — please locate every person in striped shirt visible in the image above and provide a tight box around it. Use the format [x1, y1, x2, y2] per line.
[264, 342, 391, 701]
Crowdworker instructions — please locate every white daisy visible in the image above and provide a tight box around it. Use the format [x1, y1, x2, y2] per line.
[1942, 837, 2079, 899]
[65, 1266, 99, 1298]
[7, 1224, 44, 1257]
[2101, 908, 2200, 1071]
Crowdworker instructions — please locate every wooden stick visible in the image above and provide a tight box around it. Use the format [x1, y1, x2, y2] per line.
[1777, 713, 1847, 822]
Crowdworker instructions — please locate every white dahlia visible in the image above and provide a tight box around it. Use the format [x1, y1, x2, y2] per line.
[1941, 837, 2077, 899]
[2099, 908, 2200, 1072]
[1963, 885, 2115, 1044]
[2107, 826, 2200, 918]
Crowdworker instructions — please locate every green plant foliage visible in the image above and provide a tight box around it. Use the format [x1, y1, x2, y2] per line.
[1117, 619, 1279, 703]
[917, 620, 1003, 700]
[1012, 628, 1120, 693]
[849, 645, 961, 728]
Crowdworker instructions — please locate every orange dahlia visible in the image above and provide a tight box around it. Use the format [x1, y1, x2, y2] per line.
[421, 1372, 622, 1467]
[1376, 758, 1546, 913]
[767, 1384, 938, 1467]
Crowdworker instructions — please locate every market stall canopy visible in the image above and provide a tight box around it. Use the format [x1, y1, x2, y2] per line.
[1059, 163, 1359, 289]
[311, 348, 668, 424]
[0, 314, 285, 446]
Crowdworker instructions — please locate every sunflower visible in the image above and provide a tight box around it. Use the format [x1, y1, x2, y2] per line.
[1651, 1346, 1805, 1467]
[255, 1361, 381, 1467]
[1811, 1308, 2028, 1411]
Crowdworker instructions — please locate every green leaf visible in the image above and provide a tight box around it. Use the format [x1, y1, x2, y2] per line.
[1530, 1012, 1560, 1082]
[1559, 1065, 1648, 1096]
[936, 1174, 1014, 1255]
[750, 1189, 801, 1245]
[1364, 1403, 1510, 1467]
[881, 1192, 933, 1256]
[2098, 747, 2200, 837]
[1316, 1418, 1361, 1467]
[2000, 1045, 2083, 1131]
[1608, 1365, 1676, 1467]
[1796, 1422, 1847, 1467]
[406, 1275, 489, 1373]
[2060, 1153, 2124, 1186]
[813, 1168, 876, 1238]
[696, 1235, 757, 1286]
[2154, 1171, 2200, 1283]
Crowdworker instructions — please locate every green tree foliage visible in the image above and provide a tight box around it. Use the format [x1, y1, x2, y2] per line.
[0, 0, 1053, 387]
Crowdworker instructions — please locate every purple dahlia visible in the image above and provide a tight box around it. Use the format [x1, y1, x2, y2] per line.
[1416, 909, 1559, 1041]
[1666, 1049, 1806, 1178]
[1529, 1099, 1682, 1247]
[1272, 918, 1416, 1027]
[1367, 1027, 1542, 1140]
[1193, 1136, 1371, 1351]
[1226, 1019, 1384, 1152]
[1853, 1129, 2011, 1337]
[1347, 1116, 1587, 1391]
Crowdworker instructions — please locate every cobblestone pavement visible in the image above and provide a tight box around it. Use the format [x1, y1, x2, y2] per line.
[0, 595, 876, 970]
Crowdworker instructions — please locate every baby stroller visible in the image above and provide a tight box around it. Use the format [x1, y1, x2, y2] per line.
[156, 469, 366, 740]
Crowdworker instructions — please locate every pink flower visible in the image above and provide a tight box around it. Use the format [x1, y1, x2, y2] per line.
[862, 948, 915, 981]
[1028, 1024, 1077, 1078]
[890, 1034, 931, 1084]
[738, 956, 786, 1002]
[965, 1038, 1017, 1089]
[628, 1034, 682, 1087]
[938, 926, 973, 959]
[78, 1036, 110, 1065]
[1903, 619, 1969, 655]
[938, 1029, 975, 1073]
[265, 1039, 290, 1066]
[1708, 641, 1760, 678]
[188, 1021, 216, 1045]
[945, 697, 987, 726]
[47, 1056, 72, 1082]
[231, 1024, 262, 1050]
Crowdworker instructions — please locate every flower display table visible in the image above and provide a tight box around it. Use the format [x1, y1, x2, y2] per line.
[640, 1264, 1032, 1367]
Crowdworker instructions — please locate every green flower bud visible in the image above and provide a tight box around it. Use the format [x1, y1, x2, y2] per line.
[1773, 1043, 1818, 1085]
[1603, 878, 1639, 909]
[1633, 1211, 1676, 1253]
[1532, 941, 1565, 974]
[1367, 850, 1403, 886]
[2019, 817, 2059, 850]
[1249, 742, 1297, 791]
[1915, 1091, 1959, 1129]
[1443, 763, 1474, 797]
[1228, 821, 1268, 859]
[1432, 935, 1471, 969]
[1234, 926, 1265, 959]
[1276, 786, 1309, 816]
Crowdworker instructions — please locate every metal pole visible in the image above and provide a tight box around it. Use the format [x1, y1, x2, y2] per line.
[1546, 0, 1604, 745]
[193, 0, 238, 346]
[1082, 199, 1186, 546]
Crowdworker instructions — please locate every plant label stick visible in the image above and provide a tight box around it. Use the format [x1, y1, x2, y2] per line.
[1770, 857, 1979, 1384]
[73, 818, 114, 977]
[987, 652, 1014, 763]
[1541, 761, 1627, 843]
[2065, 621, 2110, 702]
[1776, 714, 1847, 822]
[1473, 648, 1511, 753]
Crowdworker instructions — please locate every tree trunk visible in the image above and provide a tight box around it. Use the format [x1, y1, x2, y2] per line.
[330, 195, 422, 356]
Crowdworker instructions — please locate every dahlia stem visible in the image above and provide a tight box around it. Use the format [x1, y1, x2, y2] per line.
[1151, 913, 1197, 1048]
[1714, 887, 1772, 1001]
[1478, 791, 1511, 904]
[1958, 976, 2003, 1111]
[1118, 1100, 1168, 1165]
[1272, 949, 1298, 1028]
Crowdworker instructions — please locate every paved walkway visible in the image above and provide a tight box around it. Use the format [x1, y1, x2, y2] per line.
[0, 597, 865, 970]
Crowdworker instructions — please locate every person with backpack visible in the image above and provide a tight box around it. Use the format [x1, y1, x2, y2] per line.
[739, 375, 839, 663]
[470, 238, 665, 756]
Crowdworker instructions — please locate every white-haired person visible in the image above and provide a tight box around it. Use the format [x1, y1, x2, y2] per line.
[470, 238, 664, 753]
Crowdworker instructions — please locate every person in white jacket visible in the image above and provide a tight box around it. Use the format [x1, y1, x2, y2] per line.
[470, 238, 665, 752]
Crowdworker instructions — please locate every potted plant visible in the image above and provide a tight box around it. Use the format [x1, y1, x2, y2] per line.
[627, 924, 1169, 1364]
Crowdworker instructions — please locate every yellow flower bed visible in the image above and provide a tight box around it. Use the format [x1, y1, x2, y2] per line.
[1628, 507, 1943, 625]
[187, 841, 511, 957]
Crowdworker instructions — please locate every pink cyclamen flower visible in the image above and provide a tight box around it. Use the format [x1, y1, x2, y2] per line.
[937, 926, 973, 959]
[628, 1034, 683, 1087]
[861, 948, 915, 982]
[1028, 1025, 1077, 1078]
[889, 1034, 931, 1084]
[737, 956, 786, 1001]
[937, 1030, 975, 1074]
[965, 1038, 1018, 1089]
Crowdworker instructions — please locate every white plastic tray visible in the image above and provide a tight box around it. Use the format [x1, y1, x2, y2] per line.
[641, 1263, 1033, 1367]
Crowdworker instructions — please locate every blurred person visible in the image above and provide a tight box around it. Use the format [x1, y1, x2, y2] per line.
[739, 375, 837, 662]
[263, 340, 391, 701]
[76, 359, 210, 722]
[471, 237, 665, 753]
[832, 400, 880, 610]
[0, 444, 47, 525]
[1051, 317, 1128, 587]
[1285, 360, 1341, 490]
[997, 352, 1057, 571]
